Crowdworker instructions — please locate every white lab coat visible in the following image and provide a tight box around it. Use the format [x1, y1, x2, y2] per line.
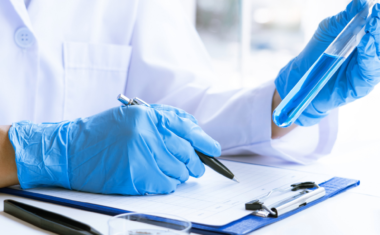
[0, 0, 338, 164]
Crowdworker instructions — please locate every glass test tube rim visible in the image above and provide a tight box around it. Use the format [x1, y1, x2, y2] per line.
[325, 0, 377, 58]
[108, 212, 192, 234]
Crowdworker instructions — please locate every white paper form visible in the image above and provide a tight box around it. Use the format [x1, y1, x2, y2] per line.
[21, 160, 332, 226]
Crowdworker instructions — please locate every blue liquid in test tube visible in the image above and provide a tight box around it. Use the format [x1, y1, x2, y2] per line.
[273, 53, 345, 127]
[273, 0, 376, 127]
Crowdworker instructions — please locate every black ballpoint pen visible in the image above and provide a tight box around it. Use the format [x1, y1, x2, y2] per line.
[4, 200, 102, 235]
[117, 94, 240, 183]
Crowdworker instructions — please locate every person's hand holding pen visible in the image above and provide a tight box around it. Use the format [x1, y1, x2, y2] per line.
[6, 101, 221, 195]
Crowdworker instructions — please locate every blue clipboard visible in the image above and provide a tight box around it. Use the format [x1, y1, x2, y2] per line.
[0, 177, 359, 235]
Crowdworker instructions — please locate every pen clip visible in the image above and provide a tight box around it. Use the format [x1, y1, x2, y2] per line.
[117, 94, 150, 107]
[117, 94, 134, 106]
[133, 97, 150, 107]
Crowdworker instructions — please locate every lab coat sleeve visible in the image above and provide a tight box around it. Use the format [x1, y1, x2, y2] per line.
[217, 81, 339, 165]
[126, 0, 338, 164]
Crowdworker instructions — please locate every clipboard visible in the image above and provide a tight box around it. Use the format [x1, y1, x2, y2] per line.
[245, 181, 326, 218]
[0, 177, 359, 235]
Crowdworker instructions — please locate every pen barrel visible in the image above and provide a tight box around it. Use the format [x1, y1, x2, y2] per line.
[4, 200, 102, 235]
[195, 150, 234, 180]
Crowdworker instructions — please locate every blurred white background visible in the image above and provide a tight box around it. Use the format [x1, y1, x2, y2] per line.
[193, 0, 351, 88]
[181, 0, 380, 160]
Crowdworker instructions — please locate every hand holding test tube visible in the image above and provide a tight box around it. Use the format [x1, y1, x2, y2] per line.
[274, 0, 380, 127]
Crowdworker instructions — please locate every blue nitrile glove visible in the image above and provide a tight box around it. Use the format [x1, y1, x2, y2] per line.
[9, 104, 221, 195]
[275, 0, 380, 126]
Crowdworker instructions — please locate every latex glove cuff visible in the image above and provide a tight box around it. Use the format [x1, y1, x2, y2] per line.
[9, 121, 72, 190]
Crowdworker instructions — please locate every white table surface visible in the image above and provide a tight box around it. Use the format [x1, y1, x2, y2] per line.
[2, 95, 380, 234]
[1, 190, 379, 235]
[1, 143, 380, 235]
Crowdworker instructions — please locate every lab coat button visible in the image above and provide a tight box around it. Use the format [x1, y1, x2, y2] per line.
[15, 27, 35, 48]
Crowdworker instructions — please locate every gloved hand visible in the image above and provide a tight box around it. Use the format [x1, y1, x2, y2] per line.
[275, 0, 380, 126]
[9, 104, 221, 195]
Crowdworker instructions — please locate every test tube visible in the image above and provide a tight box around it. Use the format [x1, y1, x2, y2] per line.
[273, 0, 377, 128]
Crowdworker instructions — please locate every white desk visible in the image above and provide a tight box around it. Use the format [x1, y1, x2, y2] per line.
[2, 143, 380, 235]
[229, 151, 380, 235]
[1, 190, 379, 235]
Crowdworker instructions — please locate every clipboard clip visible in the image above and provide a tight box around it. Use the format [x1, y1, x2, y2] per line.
[245, 181, 326, 218]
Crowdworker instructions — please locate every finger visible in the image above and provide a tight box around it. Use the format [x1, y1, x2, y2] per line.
[160, 126, 205, 178]
[115, 143, 181, 195]
[366, 4, 380, 57]
[155, 110, 221, 157]
[128, 106, 191, 183]
[370, 2, 380, 18]
[356, 33, 380, 87]
[370, 2, 380, 19]
[346, 0, 368, 18]
[148, 140, 190, 184]
[150, 104, 198, 124]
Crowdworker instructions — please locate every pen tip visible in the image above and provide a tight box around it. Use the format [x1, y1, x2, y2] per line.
[232, 178, 240, 183]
